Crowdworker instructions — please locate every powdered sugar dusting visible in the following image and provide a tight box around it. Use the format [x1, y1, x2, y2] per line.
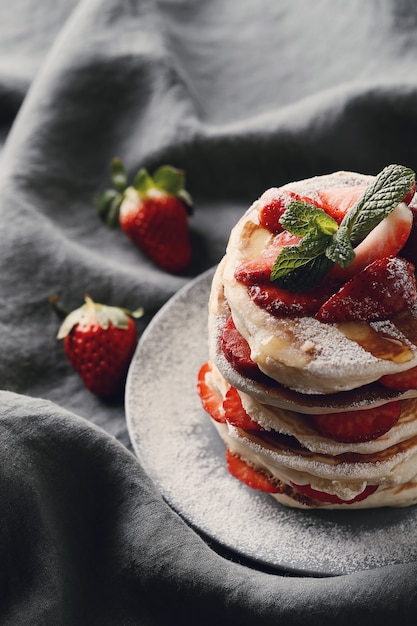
[126, 269, 417, 576]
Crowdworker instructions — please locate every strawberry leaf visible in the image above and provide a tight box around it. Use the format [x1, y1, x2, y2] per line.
[132, 168, 154, 194]
[110, 157, 128, 193]
[153, 165, 185, 195]
[153, 165, 194, 213]
[57, 296, 144, 339]
[96, 189, 123, 228]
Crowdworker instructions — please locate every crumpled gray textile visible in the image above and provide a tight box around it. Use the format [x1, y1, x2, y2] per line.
[1, 0, 417, 623]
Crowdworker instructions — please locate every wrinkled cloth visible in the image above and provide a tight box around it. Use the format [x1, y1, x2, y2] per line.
[1, 0, 417, 624]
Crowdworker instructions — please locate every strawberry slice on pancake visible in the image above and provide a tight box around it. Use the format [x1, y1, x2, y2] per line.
[380, 365, 417, 391]
[291, 482, 378, 505]
[308, 401, 401, 443]
[317, 185, 368, 224]
[197, 362, 225, 423]
[220, 315, 262, 380]
[226, 450, 280, 493]
[316, 256, 417, 323]
[223, 386, 263, 430]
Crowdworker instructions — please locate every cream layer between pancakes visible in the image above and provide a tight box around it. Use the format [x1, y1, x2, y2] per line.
[219, 171, 417, 394]
[215, 421, 417, 509]
[208, 361, 417, 456]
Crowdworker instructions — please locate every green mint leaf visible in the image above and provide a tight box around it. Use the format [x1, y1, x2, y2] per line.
[280, 201, 338, 237]
[325, 223, 356, 268]
[271, 232, 333, 291]
[349, 164, 415, 244]
[326, 164, 415, 267]
[269, 163, 415, 290]
[272, 255, 334, 291]
[271, 202, 338, 285]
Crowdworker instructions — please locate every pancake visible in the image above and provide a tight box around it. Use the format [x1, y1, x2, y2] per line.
[198, 166, 417, 508]
[202, 360, 417, 508]
[219, 172, 417, 395]
[209, 258, 417, 413]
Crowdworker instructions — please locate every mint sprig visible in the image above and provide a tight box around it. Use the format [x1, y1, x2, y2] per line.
[271, 203, 338, 283]
[270, 164, 415, 291]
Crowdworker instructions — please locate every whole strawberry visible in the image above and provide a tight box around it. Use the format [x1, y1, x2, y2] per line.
[56, 296, 143, 399]
[97, 158, 193, 273]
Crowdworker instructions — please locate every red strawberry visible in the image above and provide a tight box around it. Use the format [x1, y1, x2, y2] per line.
[316, 185, 368, 224]
[308, 401, 401, 443]
[316, 256, 417, 323]
[318, 181, 415, 225]
[329, 203, 413, 281]
[197, 362, 225, 423]
[403, 181, 416, 206]
[221, 317, 257, 375]
[223, 386, 263, 430]
[258, 188, 313, 233]
[248, 281, 334, 317]
[197, 361, 262, 429]
[379, 365, 417, 391]
[290, 482, 378, 505]
[56, 296, 143, 398]
[221, 315, 262, 380]
[97, 158, 193, 273]
[225, 449, 279, 493]
[400, 205, 417, 268]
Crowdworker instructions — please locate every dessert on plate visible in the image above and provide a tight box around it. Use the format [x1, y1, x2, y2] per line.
[197, 164, 417, 508]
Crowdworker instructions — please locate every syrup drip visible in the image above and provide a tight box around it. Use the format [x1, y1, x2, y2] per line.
[391, 311, 417, 346]
[337, 321, 414, 364]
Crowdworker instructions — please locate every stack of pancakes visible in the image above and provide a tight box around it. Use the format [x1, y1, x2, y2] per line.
[199, 170, 417, 509]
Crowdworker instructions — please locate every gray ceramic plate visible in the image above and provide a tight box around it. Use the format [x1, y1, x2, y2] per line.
[125, 267, 417, 576]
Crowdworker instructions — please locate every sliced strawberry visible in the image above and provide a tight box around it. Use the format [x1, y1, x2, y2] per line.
[221, 316, 262, 380]
[197, 362, 263, 428]
[316, 256, 417, 323]
[197, 362, 225, 423]
[258, 188, 315, 233]
[400, 205, 417, 268]
[225, 449, 280, 493]
[403, 181, 416, 206]
[223, 386, 263, 430]
[330, 203, 413, 281]
[317, 185, 368, 224]
[234, 231, 301, 285]
[379, 365, 417, 391]
[249, 279, 335, 317]
[291, 482, 378, 504]
[308, 400, 401, 443]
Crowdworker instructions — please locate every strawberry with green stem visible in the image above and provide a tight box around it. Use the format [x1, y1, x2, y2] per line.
[53, 295, 144, 399]
[97, 158, 193, 273]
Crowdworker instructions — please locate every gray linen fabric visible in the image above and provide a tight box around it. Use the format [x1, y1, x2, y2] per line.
[1, 0, 417, 623]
